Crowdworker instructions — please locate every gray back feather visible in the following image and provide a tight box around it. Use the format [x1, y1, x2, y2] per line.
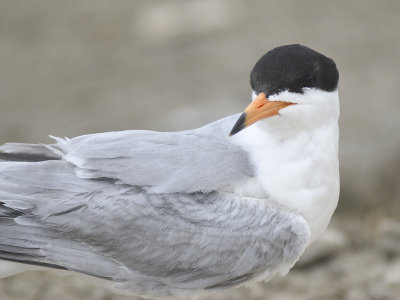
[54, 114, 254, 193]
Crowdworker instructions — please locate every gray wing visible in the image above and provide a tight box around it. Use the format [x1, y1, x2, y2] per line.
[0, 115, 310, 296]
[0, 160, 310, 296]
[52, 114, 254, 193]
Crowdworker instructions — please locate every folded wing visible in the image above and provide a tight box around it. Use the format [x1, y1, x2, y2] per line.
[0, 160, 310, 296]
[0, 115, 310, 297]
[54, 115, 254, 193]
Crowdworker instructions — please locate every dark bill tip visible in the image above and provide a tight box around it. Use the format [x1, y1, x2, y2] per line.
[229, 112, 247, 136]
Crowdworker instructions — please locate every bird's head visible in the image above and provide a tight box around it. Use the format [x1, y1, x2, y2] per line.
[230, 44, 339, 136]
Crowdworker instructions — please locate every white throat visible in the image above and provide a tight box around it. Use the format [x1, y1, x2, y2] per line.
[232, 89, 340, 241]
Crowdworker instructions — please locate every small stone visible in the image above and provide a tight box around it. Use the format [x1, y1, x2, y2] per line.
[384, 259, 400, 287]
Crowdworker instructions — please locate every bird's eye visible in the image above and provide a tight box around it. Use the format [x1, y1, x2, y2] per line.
[302, 74, 314, 88]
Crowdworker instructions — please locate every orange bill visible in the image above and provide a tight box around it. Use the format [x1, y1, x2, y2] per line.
[229, 92, 295, 136]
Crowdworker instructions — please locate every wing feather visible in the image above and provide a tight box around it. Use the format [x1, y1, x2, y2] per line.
[54, 115, 254, 193]
[0, 160, 310, 296]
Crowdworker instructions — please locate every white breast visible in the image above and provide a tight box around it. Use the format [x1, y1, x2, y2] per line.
[231, 89, 340, 242]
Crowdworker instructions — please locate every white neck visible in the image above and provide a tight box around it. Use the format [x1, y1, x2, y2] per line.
[232, 89, 340, 241]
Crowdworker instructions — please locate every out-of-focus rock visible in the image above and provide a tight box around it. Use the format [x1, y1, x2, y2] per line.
[385, 259, 400, 287]
[376, 218, 400, 256]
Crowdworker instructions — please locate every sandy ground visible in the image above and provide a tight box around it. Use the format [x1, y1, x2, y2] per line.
[0, 0, 399, 299]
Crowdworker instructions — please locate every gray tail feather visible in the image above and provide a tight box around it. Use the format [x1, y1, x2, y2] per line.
[0, 213, 121, 280]
[0, 154, 129, 281]
[0, 216, 69, 271]
[0, 143, 60, 162]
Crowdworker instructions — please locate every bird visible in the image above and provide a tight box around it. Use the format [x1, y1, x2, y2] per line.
[0, 44, 339, 298]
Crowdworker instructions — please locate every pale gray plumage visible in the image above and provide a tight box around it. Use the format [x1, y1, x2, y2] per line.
[55, 114, 253, 193]
[0, 114, 310, 297]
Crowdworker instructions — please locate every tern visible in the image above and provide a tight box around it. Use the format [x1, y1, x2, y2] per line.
[0, 44, 339, 298]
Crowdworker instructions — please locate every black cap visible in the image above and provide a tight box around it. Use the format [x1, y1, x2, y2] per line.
[250, 44, 339, 97]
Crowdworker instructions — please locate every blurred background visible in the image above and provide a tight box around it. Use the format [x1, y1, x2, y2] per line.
[0, 0, 399, 299]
